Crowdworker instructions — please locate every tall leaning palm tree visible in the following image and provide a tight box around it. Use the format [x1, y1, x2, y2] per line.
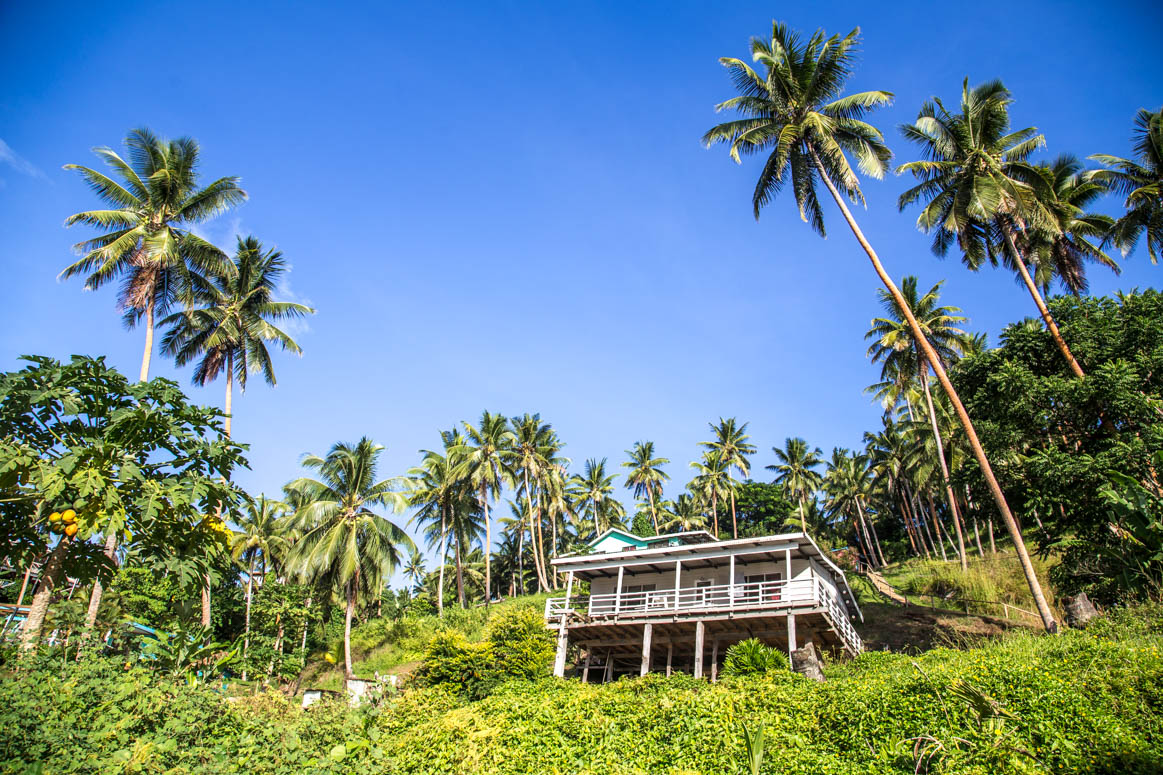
[897, 79, 1091, 380]
[1090, 107, 1163, 264]
[700, 418, 756, 539]
[511, 413, 555, 591]
[455, 412, 516, 605]
[703, 23, 1056, 632]
[287, 438, 413, 681]
[621, 441, 670, 535]
[161, 235, 315, 438]
[407, 434, 464, 615]
[866, 276, 970, 570]
[767, 438, 824, 533]
[61, 128, 246, 382]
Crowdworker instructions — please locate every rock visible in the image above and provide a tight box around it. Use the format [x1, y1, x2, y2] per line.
[1063, 593, 1098, 629]
[791, 641, 825, 683]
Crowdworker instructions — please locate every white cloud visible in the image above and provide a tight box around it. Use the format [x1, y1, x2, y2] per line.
[276, 263, 315, 338]
[0, 138, 46, 182]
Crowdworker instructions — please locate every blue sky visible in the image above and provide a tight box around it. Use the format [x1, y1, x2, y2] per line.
[2, 1, 1160, 580]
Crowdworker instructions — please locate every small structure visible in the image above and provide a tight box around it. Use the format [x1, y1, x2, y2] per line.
[544, 530, 863, 681]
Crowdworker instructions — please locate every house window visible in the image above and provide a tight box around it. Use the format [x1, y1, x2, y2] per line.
[744, 572, 783, 603]
[624, 584, 657, 594]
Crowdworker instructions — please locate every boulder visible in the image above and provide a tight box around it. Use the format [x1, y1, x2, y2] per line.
[791, 641, 825, 683]
[1063, 593, 1098, 629]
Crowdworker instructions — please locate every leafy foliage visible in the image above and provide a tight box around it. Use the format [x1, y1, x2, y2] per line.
[720, 638, 790, 676]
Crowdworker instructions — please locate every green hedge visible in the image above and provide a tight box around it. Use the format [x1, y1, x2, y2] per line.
[2, 607, 1162, 774]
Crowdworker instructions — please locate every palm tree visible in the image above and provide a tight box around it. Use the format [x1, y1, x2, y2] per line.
[866, 276, 970, 570]
[767, 438, 824, 533]
[455, 412, 516, 605]
[571, 458, 625, 538]
[61, 128, 246, 382]
[511, 414, 555, 591]
[704, 25, 1055, 632]
[659, 493, 709, 533]
[688, 452, 732, 537]
[621, 441, 670, 535]
[402, 551, 426, 598]
[161, 235, 314, 438]
[1090, 108, 1163, 264]
[230, 496, 290, 669]
[1021, 156, 1117, 295]
[897, 79, 1089, 379]
[407, 434, 465, 615]
[699, 419, 756, 539]
[287, 438, 413, 681]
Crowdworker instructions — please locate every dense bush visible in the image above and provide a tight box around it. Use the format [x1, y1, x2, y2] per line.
[721, 638, 790, 676]
[3, 605, 1162, 774]
[411, 608, 553, 699]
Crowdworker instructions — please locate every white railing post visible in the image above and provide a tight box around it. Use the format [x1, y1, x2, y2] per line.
[614, 567, 624, 616]
[728, 555, 735, 610]
[563, 571, 574, 618]
[673, 560, 681, 611]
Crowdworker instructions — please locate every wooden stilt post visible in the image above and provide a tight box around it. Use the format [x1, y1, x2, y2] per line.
[553, 625, 569, 678]
[582, 650, 593, 683]
[694, 620, 705, 679]
[666, 643, 673, 677]
[604, 649, 614, 683]
[711, 639, 719, 683]
[640, 624, 652, 677]
[787, 613, 797, 658]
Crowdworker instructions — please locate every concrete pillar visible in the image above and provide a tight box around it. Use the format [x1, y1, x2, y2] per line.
[786, 612, 797, 658]
[640, 624, 652, 676]
[666, 643, 673, 677]
[553, 625, 569, 677]
[710, 639, 719, 683]
[693, 620, 705, 679]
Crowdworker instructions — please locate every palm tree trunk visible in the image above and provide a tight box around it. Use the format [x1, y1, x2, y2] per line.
[524, 469, 548, 592]
[343, 579, 356, 680]
[202, 578, 212, 627]
[855, 502, 878, 568]
[647, 485, 659, 536]
[79, 531, 118, 651]
[1001, 221, 1086, 379]
[730, 488, 739, 539]
[901, 484, 928, 558]
[988, 517, 997, 554]
[926, 492, 949, 562]
[811, 149, 1058, 633]
[224, 353, 234, 438]
[437, 507, 447, 617]
[243, 556, 254, 660]
[864, 501, 887, 566]
[711, 491, 719, 537]
[20, 540, 68, 651]
[798, 495, 808, 533]
[140, 303, 154, 382]
[481, 487, 491, 607]
[454, 534, 465, 606]
[299, 596, 312, 652]
[898, 487, 920, 556]
[920, 362, 968, 571]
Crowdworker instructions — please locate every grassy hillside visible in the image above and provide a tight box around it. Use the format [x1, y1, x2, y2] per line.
[3, 604, 1161, 774]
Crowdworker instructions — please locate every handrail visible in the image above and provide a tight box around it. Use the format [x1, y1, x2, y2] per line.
[546, 576, 864, 655]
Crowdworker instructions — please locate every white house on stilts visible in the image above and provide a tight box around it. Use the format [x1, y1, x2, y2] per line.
[544, 529, 863, 681]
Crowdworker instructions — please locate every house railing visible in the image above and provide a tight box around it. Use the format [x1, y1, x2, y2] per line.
[545, 576, 862, 654]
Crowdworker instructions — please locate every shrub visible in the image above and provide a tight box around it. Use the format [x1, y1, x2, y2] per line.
[720, 638, 789, 676]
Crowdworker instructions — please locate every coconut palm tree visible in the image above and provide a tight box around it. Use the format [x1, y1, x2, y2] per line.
[160, 235, 314, 438]
[823, 449, 882, 567]
[511, 414, 555, 591]
[767, 438, 824, 533]
[286, 438, 413, 681]
[230, 496, 290, 669]
[455, 412, 516, 606]
[407, 434, 466, 615]
[61, 128, 246, 382]
[621, 441, 670, 535]
[659, 493, 709, 533]
[1020, 156, 1117, 295]
[699, 419, 757, 538]
[866, 276, 970, 570]
[897, 79, 1089, 379]
[1090, 108, 1163, 264]
[688, 452, 732, 537]
[704, 25, 1055, 632]
[402, 551, 426, 598]
[571, 458, 624, 538]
